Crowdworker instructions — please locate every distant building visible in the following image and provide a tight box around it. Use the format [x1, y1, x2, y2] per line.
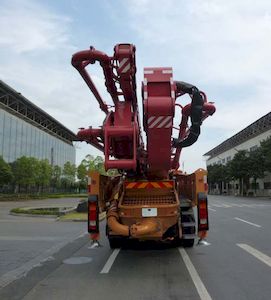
[204, 112, 271, 196]
[0, 80, 76, 168]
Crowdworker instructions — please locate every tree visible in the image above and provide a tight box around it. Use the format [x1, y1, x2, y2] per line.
[247, 148, 265, 193]
[51, 165, 62, 191]
[228, 150, 250, 195]
[77, 162, 87, 192]
[36, 159, 52, 193]
[62, 161, 76, 191]
[12, 156, 39, 192]
[0, 156, 13, 188]
[80, 155, 106, 174]
[260, 137, 271, 172]
[207, 164, 230, 194]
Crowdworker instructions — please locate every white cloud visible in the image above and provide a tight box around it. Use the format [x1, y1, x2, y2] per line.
[126, 0, 271, 85]
[0, 0, 72, 53]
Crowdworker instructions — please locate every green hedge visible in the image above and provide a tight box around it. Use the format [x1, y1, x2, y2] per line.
[0, 193, 87, 201]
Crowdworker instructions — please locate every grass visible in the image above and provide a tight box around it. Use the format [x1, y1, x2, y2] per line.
[10, 207, 106, 221]
[11, 207, 61, 215]
[59, 212, 88, 221]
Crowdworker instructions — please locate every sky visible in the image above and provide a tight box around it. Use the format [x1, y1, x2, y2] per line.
[0, 0, 270, 173]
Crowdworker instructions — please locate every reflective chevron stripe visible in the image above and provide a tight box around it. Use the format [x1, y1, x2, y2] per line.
[148, 116, 172, 129]
[125, 181, 174, 189]
[118, 58, 130, 73]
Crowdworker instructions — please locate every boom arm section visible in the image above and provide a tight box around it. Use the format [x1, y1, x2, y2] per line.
[72, 44, 145, 173]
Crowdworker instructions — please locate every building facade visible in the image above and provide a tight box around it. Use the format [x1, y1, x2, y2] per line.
[204, 112, 271, 196]
[0, 80, 76, 168]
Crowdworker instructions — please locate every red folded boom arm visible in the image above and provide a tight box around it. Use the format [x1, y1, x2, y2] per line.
[72, 44, 216, 179]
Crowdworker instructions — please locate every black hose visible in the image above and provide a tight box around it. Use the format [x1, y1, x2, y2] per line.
[173, 82, 203, 148]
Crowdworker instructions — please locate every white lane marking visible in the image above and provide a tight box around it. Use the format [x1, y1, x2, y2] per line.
[208, 207, 216, 212]
[221, 203, 231, 208]
[234, 217, 261, 228]
[211, 203, 271, 208]
[237, 244, 271, 268]
[178, 248, 212, 300]
[0, 231, 87, 289]
[100, 249, 120, 274]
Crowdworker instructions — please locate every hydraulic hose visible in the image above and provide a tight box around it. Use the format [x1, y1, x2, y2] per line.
[173, 81, 204, 148]
[107, 201, 160, 237]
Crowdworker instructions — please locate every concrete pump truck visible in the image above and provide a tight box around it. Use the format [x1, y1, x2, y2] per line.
[71, 44, 216, 248]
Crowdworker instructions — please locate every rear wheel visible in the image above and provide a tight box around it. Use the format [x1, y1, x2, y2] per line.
[108, 236, 123, 249]
[182, 238, 194, 247]
[106, 224, 124, 249]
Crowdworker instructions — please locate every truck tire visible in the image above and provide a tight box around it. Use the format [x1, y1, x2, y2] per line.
[108, 237, 123, 249]
[182, 238, 194, 247]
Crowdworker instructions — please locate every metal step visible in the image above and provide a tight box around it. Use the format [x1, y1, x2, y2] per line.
[180, 201, 192, 208]
[182, 234, 196, 239]
[181, 211, 194, 215]
[181, 222, 196, 227]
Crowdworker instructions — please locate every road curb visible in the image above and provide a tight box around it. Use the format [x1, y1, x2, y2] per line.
[9, 212, 59, 219]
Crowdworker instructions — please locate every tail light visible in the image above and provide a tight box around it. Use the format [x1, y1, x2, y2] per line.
[88, 195, 99, 233]
[197, 192, 209, 231]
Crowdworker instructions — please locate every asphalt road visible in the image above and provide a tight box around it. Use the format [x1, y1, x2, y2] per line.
[0, 195, 271, 300]
[0, 198, 84, 280]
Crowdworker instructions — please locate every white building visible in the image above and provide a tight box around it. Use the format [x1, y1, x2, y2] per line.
[204, 112, 271, 196]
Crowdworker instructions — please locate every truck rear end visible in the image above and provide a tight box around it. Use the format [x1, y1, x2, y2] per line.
[87, 170, 209, 248]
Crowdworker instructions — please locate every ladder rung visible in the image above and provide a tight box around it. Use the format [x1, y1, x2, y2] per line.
[182, 222, 196, 227]
[181, 211, 194, 215]
[182, 234, 196, 239]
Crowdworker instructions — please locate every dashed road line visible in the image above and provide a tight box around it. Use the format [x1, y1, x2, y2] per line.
[209, 203, 271, 208]
[208, 207, 216, 212]
[234, 217, 261, 228]
[221, 203, 232, 208]
[100, 249, 121, 274]
[178, 248, 212, 300]
[211, 204, 224, 208]
[237, 244, 271, 268]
